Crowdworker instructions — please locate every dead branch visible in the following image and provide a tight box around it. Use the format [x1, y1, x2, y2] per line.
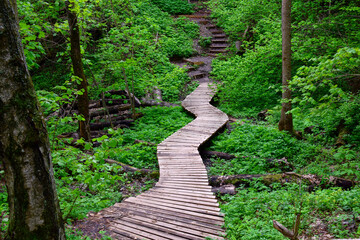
[104, 159, 159, 178]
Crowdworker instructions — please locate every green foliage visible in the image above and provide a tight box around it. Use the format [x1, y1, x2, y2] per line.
[208, 121, 318, 175]
[151, 0, 194, 15]
[207, 0, 279, 42]
[87, 106, 192, 170]
[53, 148, 125, 220]
[198, 36, 212, 48]
[208, 0, 360, 145]
[222, 184, 360, 239]
[88, 1, 198, 100]
[20, 0, 198, 103]
[290, 48, 360, 145]
[158, 67, 191, 102]
[36, 79, 88, 149]
[0, 185, 8, 237]
[124, 106, 193, 143]
[32, 63, 70, 91]
[18, 0, 65, 70]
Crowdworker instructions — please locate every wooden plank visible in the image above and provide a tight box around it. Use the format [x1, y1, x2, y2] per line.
[110, 224, 152, 240]
[119, 217, 205, 240]
[109, 230, 141, 240]
[140, 191, 219, 207]
[124, 197, 224, 222]
[128, 196, 222, 216]
[136, 194, 221, 212]
[111, 221, 179, 240]
[116, 202, 224, 228]
[157, 182, 212, 190]
[158, 180, 210, 186]
[158, 178, 209, 184]
[150, 188, 216, 199]
[114, 203, 224, 233]
[126, 215, 224, 240]
[156, 183, 212, 192]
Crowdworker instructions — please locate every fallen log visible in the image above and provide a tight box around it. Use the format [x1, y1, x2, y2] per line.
[92, 111, 131, 121]
[104, 159, 159, 178]
[201, 150, 236, 160]
[90, 119, 133, 131]
[89, 99, 130, 109]
[211, 184, 236, 195]
[125, 90, 141, 107]
[209, 172, 357, 190]
[89, 104, 132, 118]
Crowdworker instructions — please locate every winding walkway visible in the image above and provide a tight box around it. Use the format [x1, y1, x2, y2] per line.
[87, 3, 230, 238]
[98, 82, 228, 239]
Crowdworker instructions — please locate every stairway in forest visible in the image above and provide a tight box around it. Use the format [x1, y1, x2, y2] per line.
[84, 1, 230, 239]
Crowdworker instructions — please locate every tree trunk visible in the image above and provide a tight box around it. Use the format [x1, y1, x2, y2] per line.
[66, 1, 91, 141]
[0, 1, 65, 239]
[278, 0, 294, 133]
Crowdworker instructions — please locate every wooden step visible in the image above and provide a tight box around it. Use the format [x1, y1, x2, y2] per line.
[212, 33, 227, 38]
[211, 43, 228, 48]
[209, 29, 224, 34]
[212, 38, 228, 43]
[210, 49, 228, 53]
[189, 71, 207, 80]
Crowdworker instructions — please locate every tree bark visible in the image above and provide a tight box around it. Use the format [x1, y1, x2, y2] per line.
[66, 1, 91, 141]
[0, 1, 65, 238]
[278, 0, 294, 133]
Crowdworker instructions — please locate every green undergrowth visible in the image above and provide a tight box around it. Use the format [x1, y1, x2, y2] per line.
[208, 120, 360, 239]
[206, 1, 360, 237]
[221, 183, 360, 240]
[93, 106, 193, 169]
[208, 120, 318, 175]
[209, 119, 359, 180]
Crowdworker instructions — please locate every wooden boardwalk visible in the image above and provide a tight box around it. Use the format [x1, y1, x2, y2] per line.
[96, 82, 228, 239]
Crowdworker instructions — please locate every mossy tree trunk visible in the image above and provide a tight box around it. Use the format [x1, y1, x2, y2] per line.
[66, 0, 91, 141]
[278, 0, 294, 133]
[0, 0, 65, 239]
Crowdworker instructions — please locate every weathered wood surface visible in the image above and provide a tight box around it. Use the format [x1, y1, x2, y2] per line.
[89, 82, 228, 239]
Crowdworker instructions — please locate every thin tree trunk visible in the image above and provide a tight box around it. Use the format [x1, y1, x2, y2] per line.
[66, 1, 91, 141]
[0, 1, 65, 238]
[123, 68, 136, 119]
[278, 0, 294, 133]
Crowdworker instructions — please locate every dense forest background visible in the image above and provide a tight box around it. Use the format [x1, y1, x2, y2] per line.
[1, 0, 359, 239]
